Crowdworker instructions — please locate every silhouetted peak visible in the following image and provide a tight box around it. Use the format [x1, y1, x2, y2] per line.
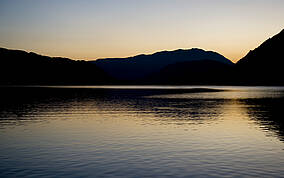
[93, 48, 233, 80]
[235, 28, 284, 85]
[237, 28, 284, 66]
[153, 48, 206, 55]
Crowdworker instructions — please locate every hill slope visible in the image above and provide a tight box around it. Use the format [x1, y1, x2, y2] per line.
[236, 29, 284, 85]
[145, 60, 234, 85]
[0, 48, 112, 85]
[94, 48, 233, 81]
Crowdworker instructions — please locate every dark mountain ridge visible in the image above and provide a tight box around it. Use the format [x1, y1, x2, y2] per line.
[145, 60, 234, 85]
[0, 47, 112, 85]
[1, 28, 284, 85]
[236, 29, 284, 85]
[93, 48, 233, 81]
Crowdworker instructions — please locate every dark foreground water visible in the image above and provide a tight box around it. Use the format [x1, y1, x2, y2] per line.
[0, 86, 284, 177]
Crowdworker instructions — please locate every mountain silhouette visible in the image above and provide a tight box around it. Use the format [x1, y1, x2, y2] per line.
[0, 48, 113, 85]
[144, 60, 234, 85]
[2, 28, 284, 86]
[93, 48, 233, 81]
[236, 29, 284, 85]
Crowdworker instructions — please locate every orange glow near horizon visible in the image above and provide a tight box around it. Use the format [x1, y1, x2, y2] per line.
[1, 0, 284, 63]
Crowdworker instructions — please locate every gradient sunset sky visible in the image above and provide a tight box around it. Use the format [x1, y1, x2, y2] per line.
[0, 0, 284, 62]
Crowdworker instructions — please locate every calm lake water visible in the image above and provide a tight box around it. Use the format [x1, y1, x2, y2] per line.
[0, 86, 284, 177]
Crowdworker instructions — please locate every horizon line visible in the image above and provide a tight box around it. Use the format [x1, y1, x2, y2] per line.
[1, 46, 241, 63]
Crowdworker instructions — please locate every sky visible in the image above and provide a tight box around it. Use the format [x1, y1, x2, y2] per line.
[0, 0, 284, 63]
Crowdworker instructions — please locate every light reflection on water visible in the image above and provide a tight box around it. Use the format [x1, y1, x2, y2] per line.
[0, 86, 284, 177]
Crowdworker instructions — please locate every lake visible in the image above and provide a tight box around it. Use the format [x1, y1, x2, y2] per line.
[0, 86, 284, 177]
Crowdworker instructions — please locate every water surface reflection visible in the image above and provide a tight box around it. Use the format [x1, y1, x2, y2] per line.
[0, 86, 284, 177]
